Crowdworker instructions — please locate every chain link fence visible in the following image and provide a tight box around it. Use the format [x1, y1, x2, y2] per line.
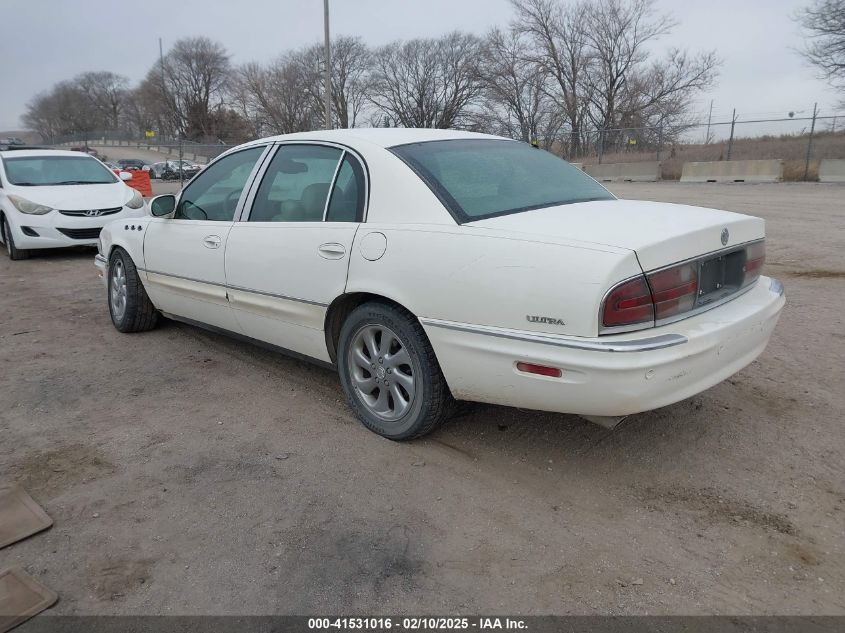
[566, 110, 845, 180]
[50, 106, 845, 182]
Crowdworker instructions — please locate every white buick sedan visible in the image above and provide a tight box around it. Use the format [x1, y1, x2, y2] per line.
[0, 149, 146, 260]
[95, 129, 785, 440]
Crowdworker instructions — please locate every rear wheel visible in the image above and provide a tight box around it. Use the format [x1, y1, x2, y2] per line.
[1, 216, 30, 260]
[338, 302, 454, 440]
[108, 248, 159, 332]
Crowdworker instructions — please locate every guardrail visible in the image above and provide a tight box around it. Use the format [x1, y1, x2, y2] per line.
[818, 159, 845, 183]
[66, 139, 231, 163]
[584, 161, 662, 182]
[680, 159, 783, 183]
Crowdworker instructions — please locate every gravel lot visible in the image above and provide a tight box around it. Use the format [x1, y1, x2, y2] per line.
[0, 182, 842, 615]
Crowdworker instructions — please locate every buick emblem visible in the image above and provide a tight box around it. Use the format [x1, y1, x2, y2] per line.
[720, 228, 729, 246]
[84, 209, 102, 217]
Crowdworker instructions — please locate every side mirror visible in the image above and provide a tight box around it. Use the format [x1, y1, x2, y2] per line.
[119, 171, 133, 181]
[150, 194, 177, 218]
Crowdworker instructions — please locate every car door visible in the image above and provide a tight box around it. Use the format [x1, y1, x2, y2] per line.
[225, 143, 367, 362]
[143, 145, 269, 332]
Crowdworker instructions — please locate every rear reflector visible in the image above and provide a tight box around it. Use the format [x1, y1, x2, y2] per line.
[516, 362, 562, 378]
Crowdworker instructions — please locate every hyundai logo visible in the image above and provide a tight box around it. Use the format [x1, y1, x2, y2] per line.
[84, 209, 102, 217]
[720, 228, 729, 246]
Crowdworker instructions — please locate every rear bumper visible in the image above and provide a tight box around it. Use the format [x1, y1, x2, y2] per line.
[422, 276, 785, 417]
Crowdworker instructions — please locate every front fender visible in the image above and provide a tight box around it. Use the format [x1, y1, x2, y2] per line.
[100, 216, 150, 271]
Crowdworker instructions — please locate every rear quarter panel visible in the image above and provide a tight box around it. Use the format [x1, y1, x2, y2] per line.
[346, 224, 641, 338]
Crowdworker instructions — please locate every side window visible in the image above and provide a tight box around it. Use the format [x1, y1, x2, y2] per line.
[175, 146, 264, 221]
[326, 155, 365, 222]
[249, 145, 342, 223]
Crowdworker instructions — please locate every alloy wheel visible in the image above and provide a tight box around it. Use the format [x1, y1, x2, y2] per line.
[347, 324, 416, 422]
[110, 259, 128, 320]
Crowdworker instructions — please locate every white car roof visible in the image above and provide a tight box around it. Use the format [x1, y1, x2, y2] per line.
[252, 128, 507, 149]
[0, 149, 92, 159]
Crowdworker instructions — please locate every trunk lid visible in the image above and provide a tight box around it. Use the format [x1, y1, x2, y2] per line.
[466, 199, 764, 271]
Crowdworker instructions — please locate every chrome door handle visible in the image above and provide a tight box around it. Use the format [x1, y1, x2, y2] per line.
[203, 235, 222, 249]
[318, 243, 346, 259]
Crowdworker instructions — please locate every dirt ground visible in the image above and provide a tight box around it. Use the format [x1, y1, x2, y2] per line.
[0, 182, 843, 615]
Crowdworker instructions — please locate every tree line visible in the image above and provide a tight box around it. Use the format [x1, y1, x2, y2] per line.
[24, 0, 721, 155]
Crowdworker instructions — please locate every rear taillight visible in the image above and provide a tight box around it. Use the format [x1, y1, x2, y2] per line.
[742, 240, 765, 287]
[601, 240, 765, 333]
[601, 276, 654, 328]
[647, 262, 698, 320]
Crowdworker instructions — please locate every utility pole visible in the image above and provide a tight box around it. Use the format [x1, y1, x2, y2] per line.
[705, 99, 713, 144]
[159, 38, 166, 143]
[726, 109, 737, 161]
[804, 102, 818, 181]
[323, 0, 332, 130]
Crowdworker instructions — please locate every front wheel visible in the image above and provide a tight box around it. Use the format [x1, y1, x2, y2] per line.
[338, 302, 454, 440]
[108, 248, 159, 332]
[2, 216, 30, 260]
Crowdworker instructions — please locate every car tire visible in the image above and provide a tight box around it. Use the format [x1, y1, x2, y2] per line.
[107, 248, 159, 333]
[1, 216, 30, 260]
[338, 301, 454, 440]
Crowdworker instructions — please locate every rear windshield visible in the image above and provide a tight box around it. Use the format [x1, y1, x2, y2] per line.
[390, 139, 613, 222]
[3, 155, 117, 186]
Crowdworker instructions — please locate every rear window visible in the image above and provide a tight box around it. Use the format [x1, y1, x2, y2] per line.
[3, 155, 117, 186]
[390, 139, 613, 222]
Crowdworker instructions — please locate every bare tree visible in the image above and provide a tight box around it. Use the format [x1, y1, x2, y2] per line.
[76, 71, 129, 130]
[798, 0, 845, 91]
[156, 37, 231, 140]
[369, 32, 483, 128]
[511, 0, 717, 156]
[22, 81, 99, 142]
[22, 71, 130, 141]
[582, 0, 718, 154]
[296, 36, 372, 128]
[510, 0, 593, 153]
[122, 77, 170, 138]
[477, 27, 563, 147]
[234, 56, 318, 135]
[581, 0, 675, 130]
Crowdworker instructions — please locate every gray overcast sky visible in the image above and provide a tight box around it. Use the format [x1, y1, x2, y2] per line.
[1, 0, 840, 131]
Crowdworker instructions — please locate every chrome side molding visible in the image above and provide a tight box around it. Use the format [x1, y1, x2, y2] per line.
[418, 318, 688, 353]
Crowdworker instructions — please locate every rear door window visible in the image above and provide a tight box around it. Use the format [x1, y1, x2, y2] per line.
[326, 155, 366, 222]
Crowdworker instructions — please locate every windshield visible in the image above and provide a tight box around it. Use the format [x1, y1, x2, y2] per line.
[390, 139, 614, 222]
[3, 155, 117, 186]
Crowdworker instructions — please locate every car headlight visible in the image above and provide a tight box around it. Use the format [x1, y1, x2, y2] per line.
[7, 194, 54, 215]
[125, 188, 144, 209]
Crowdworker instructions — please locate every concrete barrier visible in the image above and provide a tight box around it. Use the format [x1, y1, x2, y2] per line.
[681, 159, 783, 183]
[584, 161, 661, 182]
[819, 159, 845, 183]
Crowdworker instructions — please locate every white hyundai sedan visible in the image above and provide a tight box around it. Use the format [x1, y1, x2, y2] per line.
[0, 148, 146, 260]
[94, 128, 785, 440]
